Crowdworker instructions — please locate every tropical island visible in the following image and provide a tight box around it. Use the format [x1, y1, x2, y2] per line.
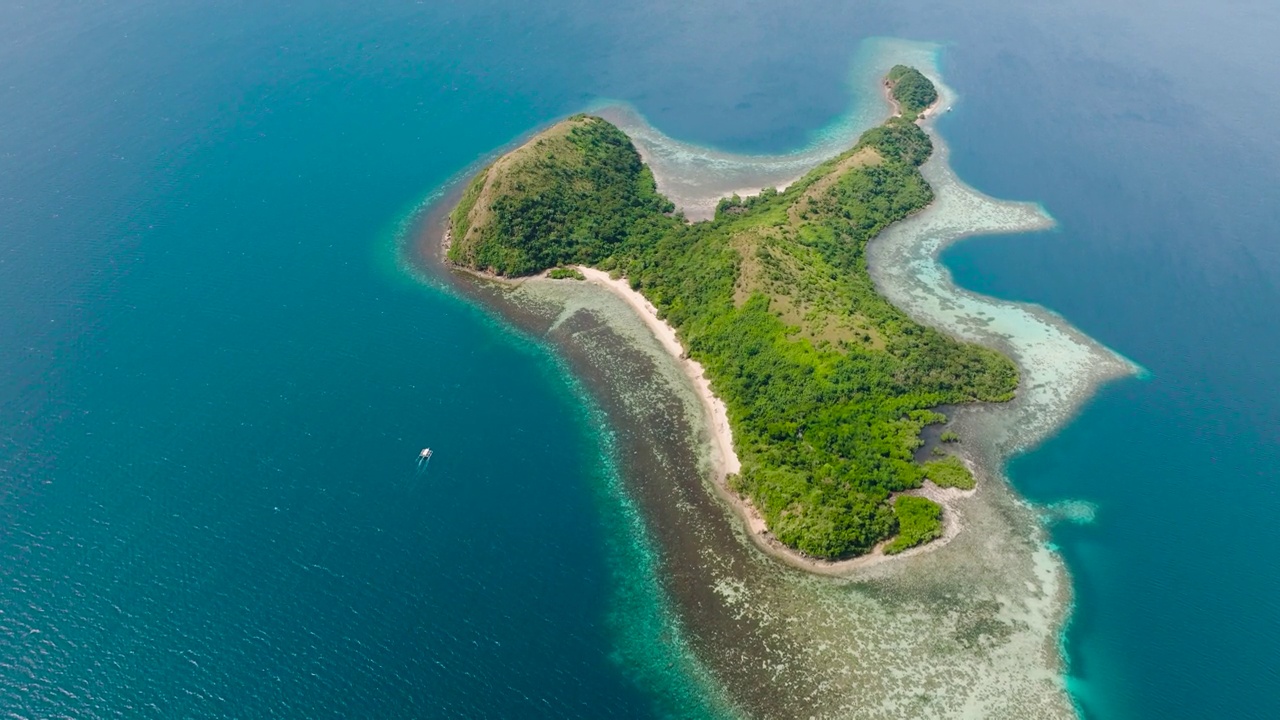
[446, 67, 1018, 560]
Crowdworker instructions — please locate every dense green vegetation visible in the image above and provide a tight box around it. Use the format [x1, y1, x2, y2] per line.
[884, 496, 943, 554]
[922, 455, 976, 490]
[449, 69, 1015, 559]
[886, 65, 938, 120]
[548, 266, 585, 280]
[447, 115, 673, 275]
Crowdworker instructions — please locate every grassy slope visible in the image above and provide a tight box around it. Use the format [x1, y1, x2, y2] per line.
[449, 72, 1013, 559]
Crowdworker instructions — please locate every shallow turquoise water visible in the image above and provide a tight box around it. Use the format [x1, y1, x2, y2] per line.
[938, 17, 1280, 713]
[2, 1, 1279, 717]
[0, 3, 713, 716]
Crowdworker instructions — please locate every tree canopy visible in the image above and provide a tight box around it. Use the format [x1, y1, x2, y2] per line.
[886, 65, 939, 120]
[448, 68, 1009, 559]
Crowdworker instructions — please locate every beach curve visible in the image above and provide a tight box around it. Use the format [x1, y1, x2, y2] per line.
[571, 265, 982, 576]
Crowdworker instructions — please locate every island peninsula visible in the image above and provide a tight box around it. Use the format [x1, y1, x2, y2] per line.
[446, 67, 1017, 561]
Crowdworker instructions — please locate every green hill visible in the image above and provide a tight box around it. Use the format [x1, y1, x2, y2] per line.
[448, 70, 1016, 560]
[448, 114, 673, 275]
[886, 65, 939, 120]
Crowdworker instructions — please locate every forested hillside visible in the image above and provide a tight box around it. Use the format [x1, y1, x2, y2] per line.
[448, 70, 1016, 559]
[886, 64, 939, 119]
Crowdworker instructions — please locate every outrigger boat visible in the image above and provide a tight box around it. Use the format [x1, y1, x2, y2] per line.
[418, 448, 433, 460]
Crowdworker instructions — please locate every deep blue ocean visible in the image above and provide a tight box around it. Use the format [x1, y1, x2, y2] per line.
[2, 1, 1278, 718]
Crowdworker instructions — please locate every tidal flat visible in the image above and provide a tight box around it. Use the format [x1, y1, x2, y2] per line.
[415, 37, 1137, 719]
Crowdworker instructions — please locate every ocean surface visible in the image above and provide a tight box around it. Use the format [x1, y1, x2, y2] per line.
[1, 1, 1278, 718]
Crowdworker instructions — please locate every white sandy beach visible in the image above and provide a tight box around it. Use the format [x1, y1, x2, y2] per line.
[575, 267, 740, 478]
[573, 265, 977, 576]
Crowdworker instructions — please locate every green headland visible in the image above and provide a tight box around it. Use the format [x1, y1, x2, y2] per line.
[885, 64, 938, 121]
[447, 68, 1017, 560]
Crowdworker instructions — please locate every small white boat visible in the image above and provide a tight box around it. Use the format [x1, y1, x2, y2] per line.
[419, 448, 433, 460]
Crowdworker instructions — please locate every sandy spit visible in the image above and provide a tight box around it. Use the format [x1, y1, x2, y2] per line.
[575, 267, 740, 477]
